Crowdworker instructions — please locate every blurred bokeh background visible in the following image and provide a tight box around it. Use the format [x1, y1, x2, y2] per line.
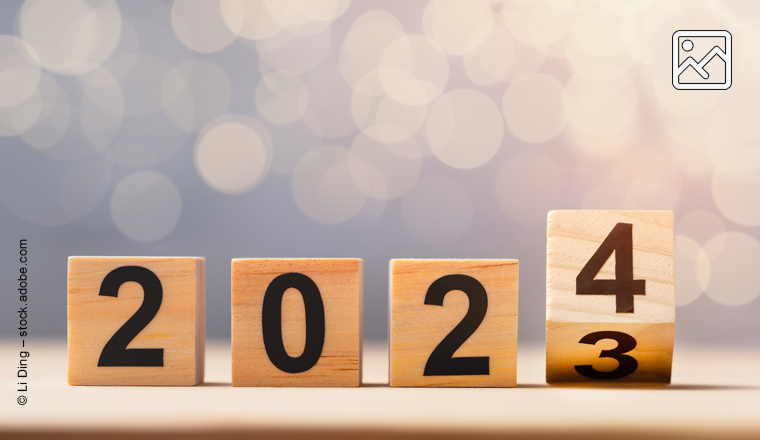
[0, 0, 758, 346]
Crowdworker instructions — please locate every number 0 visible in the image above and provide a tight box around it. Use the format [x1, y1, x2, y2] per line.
[262, 273, 325, 374]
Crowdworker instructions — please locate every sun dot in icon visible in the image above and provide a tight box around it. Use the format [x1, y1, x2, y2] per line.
[681, 39, 694, 52]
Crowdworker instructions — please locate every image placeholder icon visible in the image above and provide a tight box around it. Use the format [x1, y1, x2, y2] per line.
[672, 30, 731, 90]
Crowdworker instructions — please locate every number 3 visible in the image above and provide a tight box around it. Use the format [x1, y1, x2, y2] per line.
[574, 331, 638, 380]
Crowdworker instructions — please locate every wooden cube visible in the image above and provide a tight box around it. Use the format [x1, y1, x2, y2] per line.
[68, 256, 205, 386]
[546, 210, 675, 385]
[390, 259, 519, 387]
[231, 259, 362, 387]
[546, 322, 674, 384]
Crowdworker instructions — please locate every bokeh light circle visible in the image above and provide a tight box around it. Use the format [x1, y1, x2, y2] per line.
[613, 151, 681, 210]
[503, 73, 566, 143]
[220, 0, 286, 41]
[564, 73, 637, 136]
[703, 232, 760, 306]
[19, 0, 122, 75]
[571, 6, 627, 57]
[267, 119, 322, 175]
[161, 59, 232, 132]
[58, 157, 113, 222]
[255, 71, 309, 125]
[495, 152, 564, 223]
[290, 0, 350, 22]
[303, 66, 356, 138]
[195, 115, 273, 194]
[340, 11, 406, 96]
[171, 0, 237, 53]
[0, 86, 42, 137]
[292, 145, 367, 224]
[677, 210, 726, 245]
[422, 0, 493, 56]
[426, 89, 503, 169]
[0, 145, 110, 226]
[463, 24, 515, 86]
[78, 66, 125, 152]
[0, 35, 41, 108]
[703, 104, 760, 167]
[19, 73, 71, 151]
[712, 146, 760, 226]
[108, 54, 172, 118]
[257, 26, 332, 75]
[110, 171, 182, 243]
[566, 123, 634, 158]
[652, 68, 721, 117]
[675, 235, 709, 306]
[348, 132, 422, 200]
[351, 90, 428, 144]
[502, 0, 577, 47]
[379, 35, 449, 106]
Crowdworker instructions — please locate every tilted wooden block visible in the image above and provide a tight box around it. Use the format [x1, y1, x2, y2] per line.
[390, 259, 519, 387]
[68, 256, 205, 386]
[231, 258, 362, 387]
[547, 322, 674, 384]
[546, 210, 675, 385]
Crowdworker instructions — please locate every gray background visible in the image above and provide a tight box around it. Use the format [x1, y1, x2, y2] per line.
[1, 0, 758, 346]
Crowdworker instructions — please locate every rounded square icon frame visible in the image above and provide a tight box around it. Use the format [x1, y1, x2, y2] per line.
[672, 30, 731, 90]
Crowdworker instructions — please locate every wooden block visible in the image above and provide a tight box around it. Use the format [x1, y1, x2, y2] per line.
[547, 322, 674, 384]
[389, 259, 519, 387]
[546, 210, 675, 385]
[231, 258, 362, 387]
[67, 256, 205, 386]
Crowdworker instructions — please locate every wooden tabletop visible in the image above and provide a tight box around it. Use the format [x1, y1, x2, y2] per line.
[1, 339, 759, 439]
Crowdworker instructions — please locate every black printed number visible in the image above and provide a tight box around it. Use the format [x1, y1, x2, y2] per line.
[576, 222, 645, 313]
[98, 266, 164, 367]
[423, 274, 489, 376]
[574, 331, 638, 380]
[262, 273, 325, 374]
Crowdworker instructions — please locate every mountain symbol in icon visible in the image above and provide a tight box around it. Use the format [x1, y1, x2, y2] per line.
[676, 45, 728, 79]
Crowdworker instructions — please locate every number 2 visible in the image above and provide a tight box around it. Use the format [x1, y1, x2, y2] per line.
[98, 266, 164, 367]
[423, 274, 489, 376]
[576, 222, 645, 313]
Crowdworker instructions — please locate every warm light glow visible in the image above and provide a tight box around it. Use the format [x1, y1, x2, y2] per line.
[20, 0, 121, 75]
[195, 115, 272, 194]
[171, 0, 236, 53]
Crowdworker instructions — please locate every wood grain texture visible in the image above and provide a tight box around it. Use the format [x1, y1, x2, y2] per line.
[546, 321, 674, 384]
[231, 258, 362, 387]
[547, 210, 675, 323]
[389, 259, 518, 387]
[67, 256, 205, 386]
[546, 210, 674, 385]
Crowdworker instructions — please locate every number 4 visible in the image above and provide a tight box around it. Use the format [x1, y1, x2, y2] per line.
[576, 222, 645, 313]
